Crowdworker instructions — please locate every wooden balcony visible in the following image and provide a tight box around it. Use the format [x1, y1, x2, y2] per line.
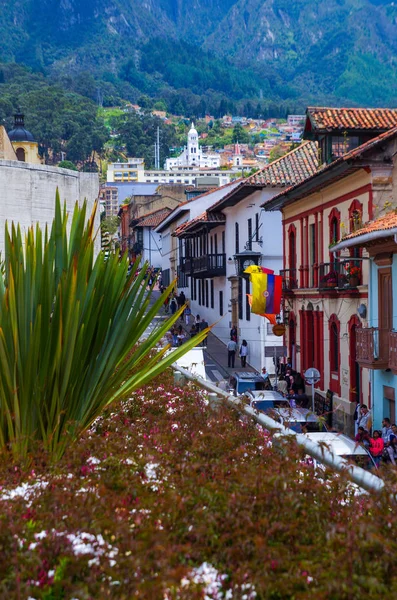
[389, 331, 397, 372]
[280, 269, 298, 292]
[356, 328, 389, 369]
[191, 253, 226, 278]
[180, 257, 193, 276]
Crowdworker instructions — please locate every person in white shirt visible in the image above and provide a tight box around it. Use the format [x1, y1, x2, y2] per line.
[227, 338, 238, 368]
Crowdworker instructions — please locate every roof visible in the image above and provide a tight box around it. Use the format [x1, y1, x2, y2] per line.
[247, 141, 318, 187]
[305, 107, 397, 133]
[7, 110, 35, 143]
[209, 141, 319, 212]
[332, 211, 397, 251]
[173, 211, 225, 237]
[133, 207, 171, 228]
[155, 179, 242, 233]
[263, 127, 397, 211]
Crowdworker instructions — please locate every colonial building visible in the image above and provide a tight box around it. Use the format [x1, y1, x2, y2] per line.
[263, 108, 397, 432]
[165, 123, 220, 170]
[7, 110, 42, 164]
[0, 112, 99, 255]
[332, 142, 397, 429]
[171, 142, 319, 373]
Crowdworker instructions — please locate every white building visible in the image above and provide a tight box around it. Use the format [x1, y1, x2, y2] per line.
[165, 123, 220, 170]
[130, 207, 171, 269]
[158, 142, 320, 374]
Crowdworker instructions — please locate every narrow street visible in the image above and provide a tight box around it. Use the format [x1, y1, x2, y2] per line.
[147, 289, 257, 383]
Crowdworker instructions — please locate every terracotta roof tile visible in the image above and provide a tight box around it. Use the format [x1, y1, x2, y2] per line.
[307, 107, 397, 132]
[263, 127, 397, 210]
[135, 208, 171, 228]
[247, 140, 319, 187]
[339, 211, 397, 243]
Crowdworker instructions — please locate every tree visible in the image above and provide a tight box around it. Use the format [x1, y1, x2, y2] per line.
[58, 160, 78, 171]
[232, 123, 250, 144]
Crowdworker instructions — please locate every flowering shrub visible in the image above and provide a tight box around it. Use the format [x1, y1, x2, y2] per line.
[344, 263, 361, 278]
[320, 270, 339, 284]
[0, 369, 397, 598]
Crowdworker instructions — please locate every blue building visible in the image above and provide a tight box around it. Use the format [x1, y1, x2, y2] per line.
[333, 211, 397, 428]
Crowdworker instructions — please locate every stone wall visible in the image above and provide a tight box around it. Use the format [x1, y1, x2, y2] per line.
[0, 160, 99, 254]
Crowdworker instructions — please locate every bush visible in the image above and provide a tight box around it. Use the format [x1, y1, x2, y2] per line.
[0, 372, 397, 598]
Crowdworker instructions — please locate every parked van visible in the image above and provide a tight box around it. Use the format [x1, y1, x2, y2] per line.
[232, 371, 270, 396]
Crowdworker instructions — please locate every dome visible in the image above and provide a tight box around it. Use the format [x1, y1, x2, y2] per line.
[8, 110, 35, 143]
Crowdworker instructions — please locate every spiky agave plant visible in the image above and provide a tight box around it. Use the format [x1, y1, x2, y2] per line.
[0, 193, 208, 460]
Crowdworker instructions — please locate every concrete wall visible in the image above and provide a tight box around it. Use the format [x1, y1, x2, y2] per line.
[0, 160, 99, 254]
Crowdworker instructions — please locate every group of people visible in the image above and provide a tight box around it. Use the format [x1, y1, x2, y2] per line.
[162, 289, 187, 316]
[227, 335, 248, 369]
[166, 303, 208, 347]
[354, 406, 397, 467]
[276, 368, 310, 408]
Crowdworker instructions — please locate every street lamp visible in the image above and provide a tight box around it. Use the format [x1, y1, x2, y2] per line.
[233, 249, 262, 278]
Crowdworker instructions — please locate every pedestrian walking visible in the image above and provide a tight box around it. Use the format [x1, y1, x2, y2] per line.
[230, 325, 238, 342]
[170, 296, 177, 315]
[239, 340, 248, 367]
[227, 338, 238, 368]
[184, 303, 191, 325]
[199, 317, 208, 346]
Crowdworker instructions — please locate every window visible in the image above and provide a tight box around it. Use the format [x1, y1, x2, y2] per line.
[222, 231, 225, 254]
[219, 291, 223, 316]
[210, 281, 214, 308]
[192, 278, 196, 301]
[214, 233, 218, 255]
[247, 218, 252, 250]
[331, 135, 359, 158]
[205, 280, 209, 307]
[198, 280, 202, 305]
[235, 223, 239, 254]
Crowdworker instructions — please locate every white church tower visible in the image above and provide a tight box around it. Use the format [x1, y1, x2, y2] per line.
[164, 121, 220, 170]
[187, 122, 199, 166]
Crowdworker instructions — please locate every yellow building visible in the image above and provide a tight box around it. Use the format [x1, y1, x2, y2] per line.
[7, 110, 41, 164]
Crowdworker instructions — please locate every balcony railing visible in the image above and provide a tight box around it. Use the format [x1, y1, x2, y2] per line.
[281, 261, 362, 291]
[179, 254, 226, 278]
[180, 257, 193, 276]
[356, 328, 389, 369]
[280, 269, 298, 291]
[192, 253, 226, 278]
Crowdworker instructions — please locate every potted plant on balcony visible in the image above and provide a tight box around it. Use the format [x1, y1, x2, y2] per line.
[344, 263, 361, 287]
[320, 271, 338, 288]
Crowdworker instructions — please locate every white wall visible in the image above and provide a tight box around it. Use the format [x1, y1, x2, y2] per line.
[142, 228, 163, 269]
[187, 187, 284, 373]
[0, 160, 99, 254]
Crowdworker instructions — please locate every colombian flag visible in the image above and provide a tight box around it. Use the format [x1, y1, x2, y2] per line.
[245, 269, 282, 315]
[246, 295, 278, 324]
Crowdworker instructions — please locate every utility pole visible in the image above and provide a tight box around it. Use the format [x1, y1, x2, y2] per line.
[154, 126, 160, 169]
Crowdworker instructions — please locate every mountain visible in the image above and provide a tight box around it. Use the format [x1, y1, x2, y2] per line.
[0, 0, 397, 108]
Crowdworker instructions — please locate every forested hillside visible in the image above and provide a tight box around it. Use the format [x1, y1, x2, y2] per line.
[0, 0, 396, 110]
